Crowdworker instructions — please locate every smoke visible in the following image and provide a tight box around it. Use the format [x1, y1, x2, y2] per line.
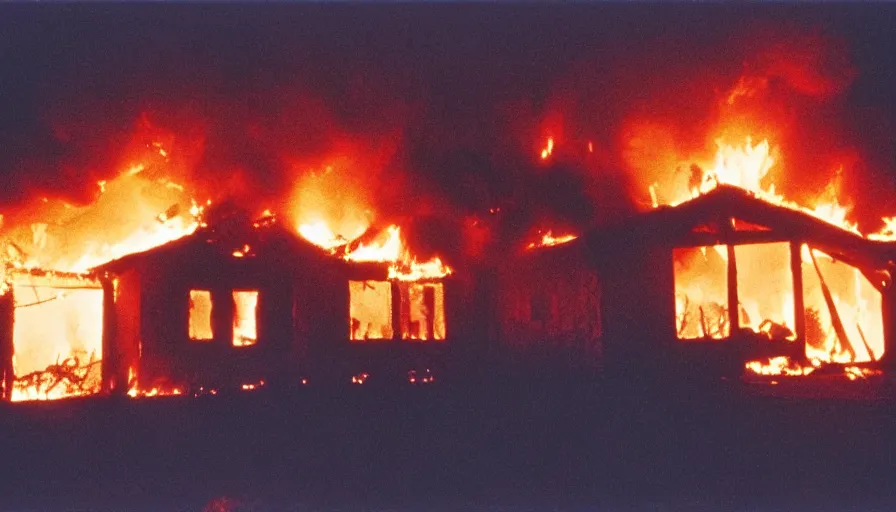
[528, 18, 892, 231]
[0, 4, 892, 262]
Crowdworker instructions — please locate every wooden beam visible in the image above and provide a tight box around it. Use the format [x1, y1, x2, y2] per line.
[391, 281, 402, 341]
[100, 275, 120, 396]
[727, 243, 739, 334]
[675, 230, 793, 248]
[0, 291, 14, 401]
[790, 241, 806, 347]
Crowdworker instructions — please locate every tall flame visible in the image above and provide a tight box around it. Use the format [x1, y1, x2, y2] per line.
[661, 136, 891, 378]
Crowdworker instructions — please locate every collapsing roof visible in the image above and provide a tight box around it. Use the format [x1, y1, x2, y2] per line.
[593, 185, 896, 277]
[585, 185, 895, 378]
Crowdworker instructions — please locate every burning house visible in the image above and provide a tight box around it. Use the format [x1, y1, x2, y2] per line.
[92, 207, 351, 395]
[0, 199, 462, 400]
[588, 184, 895, 380]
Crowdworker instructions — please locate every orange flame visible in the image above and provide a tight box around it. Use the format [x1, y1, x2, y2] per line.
[526, 230, 578, 250]
[540, 137, 555, 160]
[299, 222, 453, 281]
[663, 136, 891, 376]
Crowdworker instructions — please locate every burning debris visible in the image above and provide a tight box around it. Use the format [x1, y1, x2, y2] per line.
[12, 353, 101, 402]
[526, 230, 578, 250]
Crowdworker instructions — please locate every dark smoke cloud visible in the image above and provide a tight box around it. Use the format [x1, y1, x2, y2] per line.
[0, 3, 893, 244]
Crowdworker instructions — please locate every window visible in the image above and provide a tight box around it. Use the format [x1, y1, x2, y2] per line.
[232, 290, 259, 347]
[349, 281, 393, 341]
[400, 283, 446, 341]
[12, 280, 104, 401]
[802, 247, 884, 363]
[189, 290, 214, 341]
[672, 240, 885, 362]
[674, 246, 730, 339]
[734, 242, 795, 341]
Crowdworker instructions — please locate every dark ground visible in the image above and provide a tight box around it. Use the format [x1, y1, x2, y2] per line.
[1, 376, 895, 512]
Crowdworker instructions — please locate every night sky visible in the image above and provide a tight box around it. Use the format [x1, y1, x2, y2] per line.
[0, 3, 893, 231]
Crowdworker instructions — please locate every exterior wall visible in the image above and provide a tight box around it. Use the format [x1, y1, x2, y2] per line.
[314, 264, 454, 383]
[0, 292, 13, 400]
[496, 244, 603, 369]
[100, 235, 348, 391]
[597, 243, 676, 375]
[110, 270, 141, 392]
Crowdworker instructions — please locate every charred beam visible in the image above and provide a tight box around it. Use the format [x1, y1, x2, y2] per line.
[0, 290, 13, 401]
[809, 247, 856, 362]
[790, 241, 806, 346]
[101, 275, 120, 395]
[727, 243, 739, 335]
[723, 218, 739, 335]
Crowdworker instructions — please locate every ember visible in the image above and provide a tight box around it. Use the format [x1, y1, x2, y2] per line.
[540, 137, 555, 160]
[526, 230, 578, 250]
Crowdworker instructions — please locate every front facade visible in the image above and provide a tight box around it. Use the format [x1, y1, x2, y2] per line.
[4, 186, 895, 401]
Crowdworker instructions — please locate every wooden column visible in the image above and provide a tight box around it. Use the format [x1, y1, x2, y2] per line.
[0, 289, 14, 401]
[879, 264, 896, 371]
[790, 241, 806, 346]
[100, 275, 122, 396]
[391, 281, 402, 340]
[422, 285, 435, 340]
[725, 221, 740, 334]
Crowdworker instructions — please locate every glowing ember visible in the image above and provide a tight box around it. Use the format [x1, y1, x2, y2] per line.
[408, 369, 435, 384]
[127, 386, 184, 398]
[540, 137, 555, 160]
[844, 366, 883, 381]
[744, 356, 817, 377]
[526, 230, 578, 250]
[231, 244, 252, 258]
[126, 366, 185, 398]
[241, 380, 264, 391]
[351, 372, 369, 385]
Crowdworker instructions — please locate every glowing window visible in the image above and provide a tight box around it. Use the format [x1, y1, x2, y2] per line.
[802, 247, 884, 363]
[400, 282, 446, 341]
[674, 246, 730, 340]
[189, 290, 214, 341]
[232, 291, 259, 347]
[349, 281, 393, 341]
[735, 242, 795, 341]
[12, 280, 104, 401]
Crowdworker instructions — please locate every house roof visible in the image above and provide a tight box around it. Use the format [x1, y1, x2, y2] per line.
[588, 185, 896, 271]
[93, 216, 338, 274]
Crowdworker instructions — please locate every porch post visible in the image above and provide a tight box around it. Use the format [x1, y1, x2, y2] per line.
[100, 274, 122, 396]
[881, 267, 896, 372]
[725, 218, 739, 334]
[790, 241, 806, 346]
[0, 288, 13, 401]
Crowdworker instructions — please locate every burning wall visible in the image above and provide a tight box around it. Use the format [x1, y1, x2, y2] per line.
[7, 270, 104, 401]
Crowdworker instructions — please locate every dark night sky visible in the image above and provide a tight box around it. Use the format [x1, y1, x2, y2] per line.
[0, 2, 893, 231]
